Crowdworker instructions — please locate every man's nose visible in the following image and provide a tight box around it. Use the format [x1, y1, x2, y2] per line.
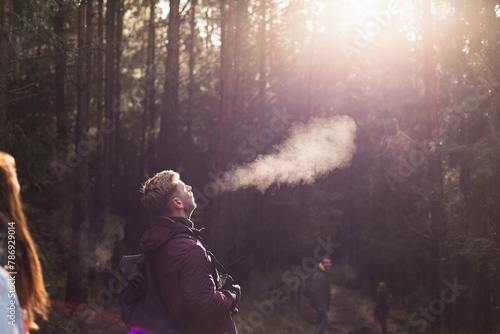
[186, 185, 192, 191]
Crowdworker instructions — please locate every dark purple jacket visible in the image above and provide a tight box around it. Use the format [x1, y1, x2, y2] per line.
[139, 216, 238, 334]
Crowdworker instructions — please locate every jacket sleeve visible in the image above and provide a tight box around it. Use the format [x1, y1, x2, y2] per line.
[176, 239, 236, 319]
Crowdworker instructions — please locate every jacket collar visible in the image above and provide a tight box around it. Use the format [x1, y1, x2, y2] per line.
[156, 216, 195, 229]
[139, 216, 207, 253]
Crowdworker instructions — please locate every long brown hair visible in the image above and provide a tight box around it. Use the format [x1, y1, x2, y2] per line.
[0, 152, 49, 329]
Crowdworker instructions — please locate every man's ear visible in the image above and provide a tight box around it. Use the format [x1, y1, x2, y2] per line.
[172, 197, 183, 209]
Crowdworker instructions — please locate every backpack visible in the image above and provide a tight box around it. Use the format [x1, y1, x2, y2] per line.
[118, 233, 194, 334]
[302, 272, 315, 298]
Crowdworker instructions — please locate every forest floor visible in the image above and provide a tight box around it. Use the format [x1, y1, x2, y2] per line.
[37, 282, 406, 334]
[236, 283, 404, 334]
[327, 284, 386, 334]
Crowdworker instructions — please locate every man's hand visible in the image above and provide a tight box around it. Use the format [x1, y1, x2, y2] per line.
[226, 284, 241, 314]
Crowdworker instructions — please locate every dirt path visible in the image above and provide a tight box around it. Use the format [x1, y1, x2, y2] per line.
[327, 284, 382, 334]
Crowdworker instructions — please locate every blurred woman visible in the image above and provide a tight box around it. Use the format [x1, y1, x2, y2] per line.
[376, 282, 394, 334]
[0, 152, 49, 332]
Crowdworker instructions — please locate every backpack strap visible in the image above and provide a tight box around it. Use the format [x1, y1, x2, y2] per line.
[206, 250, 228, 275]
[166, 232, 230, 289]
[158, 227, 230, 289]
[168, 232, 197, 243]
[164, 226, 229, 275]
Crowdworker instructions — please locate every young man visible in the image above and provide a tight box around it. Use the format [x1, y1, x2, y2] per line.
[138, 170, 239, 334]
[310, 257, 332, 334]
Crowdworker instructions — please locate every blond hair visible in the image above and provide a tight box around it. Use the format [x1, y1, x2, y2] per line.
[0, 152, 49, 329]
[140, 170, 180, 214]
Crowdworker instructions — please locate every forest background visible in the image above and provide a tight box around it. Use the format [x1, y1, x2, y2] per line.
[1, 0, 500, 333]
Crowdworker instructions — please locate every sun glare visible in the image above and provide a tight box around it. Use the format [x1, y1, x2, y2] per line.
[154, 0, 414, 56]
[157, 0, 190, 20]
[156, 0, 169, 20]
[309, 0, 415, 57]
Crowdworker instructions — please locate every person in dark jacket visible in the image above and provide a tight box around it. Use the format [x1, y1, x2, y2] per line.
[138, 170, 240, 334]
[310, 257, 332, 334]
[376, 282, 393, 334]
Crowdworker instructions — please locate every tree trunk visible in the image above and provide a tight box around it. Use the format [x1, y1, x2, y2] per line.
[0, 0, 10, 146]
[483, 3, 499, 333]
[485, 1, 500, 149]
[86, 0, 93, 124]
[257, 0, 267, 116]
[157, 0, 180, 170]
[184, 0, 196, 175]
[422, 0, 444, 329]
[217, 0, 236, 173]
[306, 35, 314, 118]
[104, 0, 117, 213]
[53, 4, 69, 141]
[66, 0, 89, 304]
[211, 0, 236, 256]
[139, 0, 156, 182]
[95, 0, 105, 219]
[113, 0, 123, 213]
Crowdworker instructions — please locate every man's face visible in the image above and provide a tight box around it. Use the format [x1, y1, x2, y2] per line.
[322, 258, 332, 272]
[176, 180, 196, 215]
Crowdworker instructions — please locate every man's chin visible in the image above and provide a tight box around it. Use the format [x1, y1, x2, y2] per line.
[186, 203, 196, 215]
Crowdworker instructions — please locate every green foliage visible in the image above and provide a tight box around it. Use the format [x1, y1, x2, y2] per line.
[459, 237, 498, 275]
[5, 129, 58, 189]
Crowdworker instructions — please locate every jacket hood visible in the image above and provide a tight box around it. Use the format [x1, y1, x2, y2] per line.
[138, 216, 203, 253]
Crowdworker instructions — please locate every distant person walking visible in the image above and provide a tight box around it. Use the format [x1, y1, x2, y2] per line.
[0, 152, 49, 332]
[376, 282, 394, 334]
[309, 257, 332, 334]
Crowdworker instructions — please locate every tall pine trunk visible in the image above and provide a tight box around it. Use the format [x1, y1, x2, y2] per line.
[211, 0, 236, 256]
[104, 0, 117, 213]
[422, 1, 445, 329]
[482, 3, 500, 332]
[86, 0, 93, 125]
[257, 0, 267, 118]
[53, 4, 69, 141]
[0, 0, 10, 146]
[217, 0, 236, 173]
[139, 0, 156, 182]
[112, 0, 123, 213]
[185, 0, 196, 174]
[485, 0, 500, 150]
[96, 0, 105, 219]
[66, 0, 89, 304]
[157, 0, 180, 170]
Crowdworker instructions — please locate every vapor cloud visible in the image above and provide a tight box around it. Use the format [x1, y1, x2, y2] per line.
[218, 115, 357, 192]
